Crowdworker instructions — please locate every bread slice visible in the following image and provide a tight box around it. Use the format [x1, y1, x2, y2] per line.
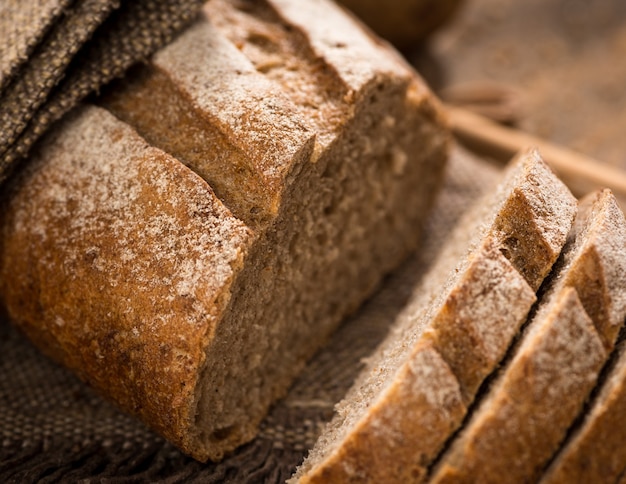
[0, 0, 449, 463]
[542, 332, 626, 481]
[292, 150, 577, 483]
[430, 189, 626, 484]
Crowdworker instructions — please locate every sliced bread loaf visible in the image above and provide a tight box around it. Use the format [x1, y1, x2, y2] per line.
[430, 189, 626, 484]
[292, 150, 577, 483]
[542, 319, 626, 481]
[102, 0, 448, 229]
[0, 0, 448, 463]
[541, 337, 626, 483]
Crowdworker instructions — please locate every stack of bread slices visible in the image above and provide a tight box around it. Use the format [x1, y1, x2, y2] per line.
[293, 151, 626, 483]
[0, 0, 625, 480]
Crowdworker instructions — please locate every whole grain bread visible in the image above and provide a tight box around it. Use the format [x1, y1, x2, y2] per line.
[430, 189, 626, 484]
[103, 0, 447, 228]
[542, 328, 626, 482]
[0, 0, 448, 463]
[542, 337, 626, 483]
[292, 150, 577, 483]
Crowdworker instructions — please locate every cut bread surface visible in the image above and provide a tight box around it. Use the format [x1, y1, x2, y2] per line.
[542, 336, 626, 483]
[103, 0, 447, 229]
[0, 0, 449, 462]
[430, 189, 626, 484]
[539, 192, 626, 484]
[293, 150, 577, 483]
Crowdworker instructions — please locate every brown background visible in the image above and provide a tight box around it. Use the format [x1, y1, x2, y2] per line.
[422, 0, 626, 170]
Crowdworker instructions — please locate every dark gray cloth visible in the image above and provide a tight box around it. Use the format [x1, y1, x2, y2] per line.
[0, 148, 499, 483]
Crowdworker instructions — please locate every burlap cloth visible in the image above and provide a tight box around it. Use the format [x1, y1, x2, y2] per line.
[0, 146, 500, 483]
[0, 0, 204, 186]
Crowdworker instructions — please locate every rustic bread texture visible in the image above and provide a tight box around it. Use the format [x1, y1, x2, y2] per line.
[542, 338, 626, 483]
[103, 0, 447, 228]
[0, 105, 253, 457]
[292, 150, 577, 483]
[430, 189, 626, 484]
[0, 0, 449, 463]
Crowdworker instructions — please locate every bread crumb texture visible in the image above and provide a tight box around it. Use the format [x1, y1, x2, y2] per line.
[431, 189, 626, 484]
[542, 339, 626, 483]
[293, 150, 577, 483]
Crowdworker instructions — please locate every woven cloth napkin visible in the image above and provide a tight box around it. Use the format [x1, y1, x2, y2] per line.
[0, 146, 500, 483]
[0, 0, 203, 187]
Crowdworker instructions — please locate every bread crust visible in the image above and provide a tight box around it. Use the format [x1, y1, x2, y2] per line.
[295, 150, 577, 483]
[542, 339, 626, 483]
[431, 289, 606, 484]
[310, 340, 466, 483]
[0, 106, 253, 451]
[0, 0, 450, 462]
[539, 192, 626, 483]
[430, 189, 626, 484]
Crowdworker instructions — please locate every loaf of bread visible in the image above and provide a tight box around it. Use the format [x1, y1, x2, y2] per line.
[103, 0, 448, 229]
[430, 189, 626, 484]
[542, 337, 626, 483]
[292, 150, 577, 483]
[0, 0, 448, 462]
